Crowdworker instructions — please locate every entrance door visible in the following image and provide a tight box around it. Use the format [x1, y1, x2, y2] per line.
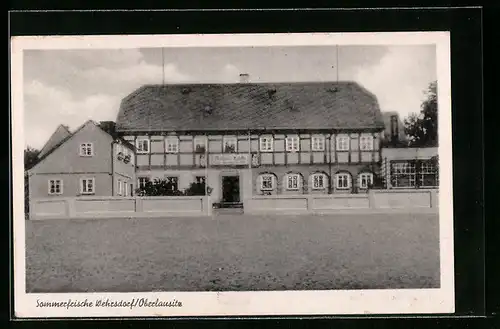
[222, 176, 240, 203]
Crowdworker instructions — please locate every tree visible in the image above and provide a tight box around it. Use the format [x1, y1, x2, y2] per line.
[25, 146, 40, 219]
[24, 146, 40, 171]
[404, 81, 438, 147]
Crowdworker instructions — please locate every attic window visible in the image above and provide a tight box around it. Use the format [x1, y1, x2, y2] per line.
[79, 143, 93, 157]
[181, 87, 192, 94]
[327, 87, 339, 93]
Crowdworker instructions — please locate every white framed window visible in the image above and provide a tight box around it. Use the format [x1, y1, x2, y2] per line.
[117, 180, 123, 195]
[311, 136, 325, 151]
[419, 160, 438, 187]
[165, 176, 179, 191]
[360, 135, 374, 151]
[311, 173, 327, 190]
[335, 173, 351, 190]
[194, 136, 207, 153]
[391, 161, 416, 187]
[166, 137, 179, 153]
[358, 172, 374, 189]
[336, 135, 350, 151]
[285, 174, 300, 190]
[48, 179, 63, 195]
[80, 178, 95, 194]
[223, 136, 237, 153]
[195, 176, 206, 184]
[136, 138, 150, 154]
[123, 182, 128, 196]
[285, 136, 299, 152]
[260, 174, 275, 191]
[259, 136, 274, 152]
[138, 177, 151, 189]
[79, 143, 93, 156]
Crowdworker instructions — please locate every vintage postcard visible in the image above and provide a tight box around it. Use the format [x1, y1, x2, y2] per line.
[11, 32, 454, 318]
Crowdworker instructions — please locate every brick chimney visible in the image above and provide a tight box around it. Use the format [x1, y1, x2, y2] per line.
[239, 73, 250, 83]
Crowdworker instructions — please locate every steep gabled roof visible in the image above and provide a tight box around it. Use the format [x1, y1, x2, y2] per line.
[29, 120, 134, 173]
[34, 121, 90, 167]
[116, 81, 386, 132]
[38, 124, 72, 159]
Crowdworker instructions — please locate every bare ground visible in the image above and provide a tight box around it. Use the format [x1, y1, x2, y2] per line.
[25, 213, 440, 293]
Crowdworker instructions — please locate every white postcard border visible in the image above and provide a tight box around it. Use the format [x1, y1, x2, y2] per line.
[11, 32, 454, 318]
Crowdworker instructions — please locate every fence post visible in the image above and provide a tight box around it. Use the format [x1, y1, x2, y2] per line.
[135, 197, 143, 213]
[430, 189, 438, 208]
[307, 195, 312, 213]
[204, 196, 212, 216]
[66, 198, 76, 218]
[368, 190, 376, 208]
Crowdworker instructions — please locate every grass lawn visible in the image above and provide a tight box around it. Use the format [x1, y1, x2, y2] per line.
[25, 213, 440, 293]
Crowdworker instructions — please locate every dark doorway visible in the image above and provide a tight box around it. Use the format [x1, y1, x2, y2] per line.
[222, 176, 240, 203]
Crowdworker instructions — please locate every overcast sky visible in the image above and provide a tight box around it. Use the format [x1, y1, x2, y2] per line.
[23, 45, 436, 149]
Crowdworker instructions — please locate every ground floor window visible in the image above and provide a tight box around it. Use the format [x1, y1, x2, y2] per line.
[419, 160, 438, 187]
[285, 174, 300, 190]
[390, 160, 437, 188]
[260, 174, 274, 191]
[80, 178, 95, 194]
[195, 176, 206, 184]
[138, 177, 150, 189]
[335, 173, 351, 190]
[165, 176, 179, 191]
[390, 161, 416, 187]
[358, 172, 374, 189]
[117, 180, 123, 195]
[48, 179, 63, 195]
[123, 182, 128, 196]
[311, 173, 327, 190]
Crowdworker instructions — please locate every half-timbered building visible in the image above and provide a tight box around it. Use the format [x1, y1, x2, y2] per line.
[115, 77, 386, 206]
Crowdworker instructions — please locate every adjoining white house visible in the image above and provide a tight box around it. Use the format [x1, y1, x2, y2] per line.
[27, 120, 136, 200]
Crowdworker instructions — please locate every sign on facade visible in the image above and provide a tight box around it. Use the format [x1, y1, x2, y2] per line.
[210, 154, 250, 166]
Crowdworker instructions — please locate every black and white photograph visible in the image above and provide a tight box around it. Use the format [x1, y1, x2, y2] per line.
[12, 32, 454, 317]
